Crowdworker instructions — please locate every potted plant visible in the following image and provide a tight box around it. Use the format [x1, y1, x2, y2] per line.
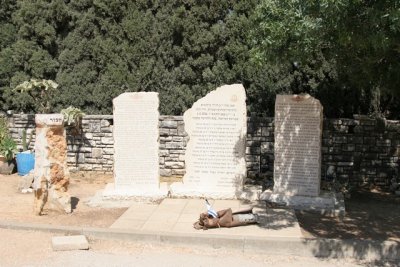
[15, 129, 35, 176]
[0, 136, 17, 174]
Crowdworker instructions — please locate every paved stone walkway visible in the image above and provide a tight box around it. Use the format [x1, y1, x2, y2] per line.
[110, 198, 302, 238]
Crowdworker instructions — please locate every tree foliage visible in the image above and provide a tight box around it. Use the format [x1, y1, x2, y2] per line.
[0, 0, 399, 118]
[251, 0, 400, 118]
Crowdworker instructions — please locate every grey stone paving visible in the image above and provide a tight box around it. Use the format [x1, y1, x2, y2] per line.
[110, 198, 302, 238]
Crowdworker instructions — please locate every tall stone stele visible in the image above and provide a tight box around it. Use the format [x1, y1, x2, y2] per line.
[171, 84, 247, 198]
[273, 94, 323, 197]
[33, 114, 71, 215]
[103, 92, 166, 197]
[261, 94, 340, 211]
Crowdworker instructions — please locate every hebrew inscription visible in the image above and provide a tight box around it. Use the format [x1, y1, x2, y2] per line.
[273, 95, 323, 197]
[35, 114, 64, 126]
[113, 92, 160, 194]
[175, 84, 247, 197]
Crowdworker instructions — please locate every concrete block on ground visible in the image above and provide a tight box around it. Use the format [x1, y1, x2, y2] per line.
[52, 235, 89, 251]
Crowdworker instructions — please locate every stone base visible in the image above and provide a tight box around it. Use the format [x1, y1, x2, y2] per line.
[238, 185, 262, 201]
[102, 183, 168, 199]
[260, 190, 345, 216]
[85, 191, 140, 208]
[49, 188, 72, 214]
[52, 235, 89, 251]
[169, 183, 261, 201]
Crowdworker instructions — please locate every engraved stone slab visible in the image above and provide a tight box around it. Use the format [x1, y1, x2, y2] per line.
[109, 92, 162, 196]
[273, 95, 323, 197]
[172, 84, 247, 198]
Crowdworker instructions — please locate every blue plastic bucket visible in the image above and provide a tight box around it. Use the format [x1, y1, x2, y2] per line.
[16, 152, 35, 176]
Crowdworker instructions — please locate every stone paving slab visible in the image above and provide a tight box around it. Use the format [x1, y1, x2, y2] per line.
[52, 235, 89, 251]
[110, 198, 302, 238]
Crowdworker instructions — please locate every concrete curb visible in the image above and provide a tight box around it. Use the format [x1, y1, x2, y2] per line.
[0, 220, 398, 261]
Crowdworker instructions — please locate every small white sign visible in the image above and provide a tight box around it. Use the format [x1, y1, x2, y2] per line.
[35, 114, 64, 126]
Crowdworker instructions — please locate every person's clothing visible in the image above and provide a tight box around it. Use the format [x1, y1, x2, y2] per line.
[206, 199, 218, 218]
[232, 213, 257, 223]
[193, 207, 258, 230]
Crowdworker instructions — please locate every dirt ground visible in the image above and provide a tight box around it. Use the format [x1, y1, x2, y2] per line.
[0, 172, 399, 242]
[297, 189, 400, 241]
[0, 172, 126, 228]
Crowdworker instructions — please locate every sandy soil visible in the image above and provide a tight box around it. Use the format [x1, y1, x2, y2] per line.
[0, 172, 127, 228]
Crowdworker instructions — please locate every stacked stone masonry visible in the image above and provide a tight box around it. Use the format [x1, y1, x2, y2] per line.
[6, 114, 400, 189]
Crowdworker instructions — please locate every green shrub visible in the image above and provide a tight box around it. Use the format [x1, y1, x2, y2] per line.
[0, 117, 8, 144]
[21, 129, 34, 151]
[61, 106, 85, 135]
[0, 136, 17, 162]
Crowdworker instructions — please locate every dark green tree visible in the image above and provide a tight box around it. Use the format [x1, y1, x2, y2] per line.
[1, 0, 399, 118]
[0, 0, 18, 109]
[56, 0, 259, 115]
[1, 0, 69, 112]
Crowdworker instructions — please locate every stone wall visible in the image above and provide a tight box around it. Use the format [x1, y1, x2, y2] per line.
[6, 114, 400, 189]
[322, 116, 399, 189]
[7, 114, 36, 150]
[7, 114, 115, 172]
[159, 116, 188, 177]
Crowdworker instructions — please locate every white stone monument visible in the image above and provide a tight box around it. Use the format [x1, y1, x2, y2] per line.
[274, 94, 322, 197]
[261, 95, 344, 214]
[171, 84, 247, 198]
[103, 92, 166, 197]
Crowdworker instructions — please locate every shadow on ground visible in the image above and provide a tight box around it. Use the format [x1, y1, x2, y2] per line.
[239, 200, 298, 231]
[303, 238, 399, 262]
[296, 190, 400, 240]
[297, 190, 400, 261]
[71, 196, 79, 210]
